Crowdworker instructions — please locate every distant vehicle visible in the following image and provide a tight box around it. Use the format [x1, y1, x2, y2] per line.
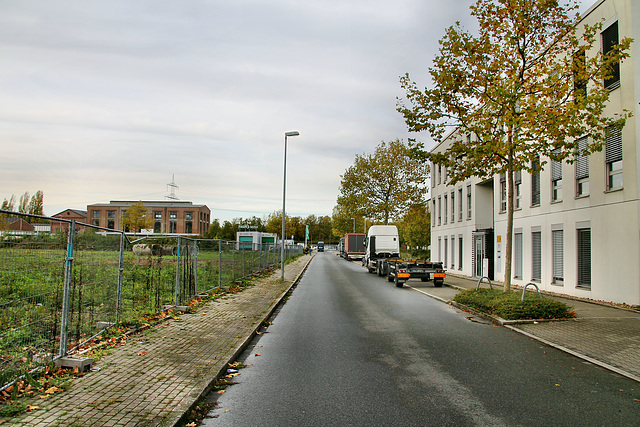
[363, 225, 445, 287]
[317, 241, 325, 252]
[342, 233, 366, 261]
[338, 237, 345, 257]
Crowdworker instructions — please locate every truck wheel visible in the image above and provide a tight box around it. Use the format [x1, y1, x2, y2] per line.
[387, 273, 394, 282]
[395, 275, 403, 288]
[434, 280, 443, 288]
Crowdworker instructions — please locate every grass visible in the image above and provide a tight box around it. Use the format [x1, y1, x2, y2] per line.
[453, 288, 576, 320]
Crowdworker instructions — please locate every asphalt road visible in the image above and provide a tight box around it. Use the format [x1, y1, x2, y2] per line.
[203, 251, 639, 426]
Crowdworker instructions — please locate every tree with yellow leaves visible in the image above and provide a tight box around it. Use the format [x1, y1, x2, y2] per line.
[398, 0, 632, 291]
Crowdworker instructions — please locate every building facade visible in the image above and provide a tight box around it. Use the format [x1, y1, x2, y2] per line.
[87, 201, 211, 235]
[51, 209, 88, 234]
[430, 0, 640, 306]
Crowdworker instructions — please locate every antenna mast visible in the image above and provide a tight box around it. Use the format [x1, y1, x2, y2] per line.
[165, 175, 179, 200]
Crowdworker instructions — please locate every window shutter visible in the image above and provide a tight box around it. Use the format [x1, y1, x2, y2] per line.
[606, 126, 622, 163]
[602, 22, 620, 88]
[514, 233, 523, 278]
[551, 149, 562, 181]
[532, 231, 541, 281]
[552, 230, 563, 281]
[531, 159, 541, 205]
[577, 228, 591, 288]
[576, 137, 589, 179]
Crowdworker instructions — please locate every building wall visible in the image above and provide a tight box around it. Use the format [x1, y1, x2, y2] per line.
[431, 0, 640, 305]
[51, 209, 88, 234]
[86, 201, 211, 235]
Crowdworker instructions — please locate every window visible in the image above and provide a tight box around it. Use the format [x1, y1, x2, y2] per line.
[552, 229, 563, 284]
[499, 174, 507, 212]
[450, 235, 455, 269]
[466, 185, 472, 219]
[444, 237, 448, 267]
[107, 210, 115, 230]
[531, 231, 541, 282]
[551, 149, 562, 202]
[185, 211, 193, 234]
[443, 166, 447, 184]
[438, 237, 442, 262]
[437, 196, 442, 226]
[154, 211, 162, 233]
[575, 136, 589, 197]
[169, 211, 177, 233]
[577, 228, 591, 289]
[602, 22, 620, 90]
[444, 195, 448, 224]
[514, 171, 522, 209]
[573, 48, 587, 100]
[92, 211, 100, 227]
[606, 125, 623, 190]
[458, 236, 463, 270]
[531, 158, 540, 206]
[450, 191, 455, 223]
[458, 188, 463, 221]
[432, 199, 436, 224]
[514, 232, 523, 279]
[438, 164, 442, 184]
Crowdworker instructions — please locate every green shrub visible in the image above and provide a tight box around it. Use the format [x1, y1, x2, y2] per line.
[453, 289, 575, 320]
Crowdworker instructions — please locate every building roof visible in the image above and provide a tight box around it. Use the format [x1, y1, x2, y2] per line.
[53, 209, 88, 217]
[87, 201, 210, 209]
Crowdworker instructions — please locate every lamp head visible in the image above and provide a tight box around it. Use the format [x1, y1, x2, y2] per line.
[285, 131, 300, 137]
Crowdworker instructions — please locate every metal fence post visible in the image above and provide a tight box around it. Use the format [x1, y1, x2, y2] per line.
[232, 241, 235, 283]
[218, 239, 222, 288]
[116, 232, 125, 323]
[193, 239, 198, 295]
[59, 220, 76, 358]
[174, 236, 181, 306]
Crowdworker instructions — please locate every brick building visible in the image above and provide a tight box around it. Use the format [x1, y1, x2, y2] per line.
[87, 201, 211, 235]
[51, 209, 88, 234]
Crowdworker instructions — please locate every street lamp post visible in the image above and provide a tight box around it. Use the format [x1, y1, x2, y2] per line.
[281, 130, 299, 280]
[351, 217, 355, 233]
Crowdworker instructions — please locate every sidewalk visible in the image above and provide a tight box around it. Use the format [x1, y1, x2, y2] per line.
[9, 254, 314, 427]
[409, 275, 640, 383]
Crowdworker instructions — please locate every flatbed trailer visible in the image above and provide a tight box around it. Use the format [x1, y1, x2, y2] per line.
[378, 259, 445, 288]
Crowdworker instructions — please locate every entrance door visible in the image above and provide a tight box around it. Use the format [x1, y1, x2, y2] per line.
[474, 234, 484, 277]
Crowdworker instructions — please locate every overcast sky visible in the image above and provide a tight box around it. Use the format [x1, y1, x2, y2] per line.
[1, 0, 589, 223]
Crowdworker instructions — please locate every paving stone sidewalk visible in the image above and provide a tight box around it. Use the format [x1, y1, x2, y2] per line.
[10, 254, 313, 427]
[410, 274, 640, 382]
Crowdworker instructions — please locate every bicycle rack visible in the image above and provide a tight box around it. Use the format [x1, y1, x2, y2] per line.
[475, 276, 493, 290]
[522, 282, 543, 301]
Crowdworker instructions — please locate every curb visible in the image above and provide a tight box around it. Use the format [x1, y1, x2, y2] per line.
[173, 254, 314, 426]
[408, 284, 640, 384]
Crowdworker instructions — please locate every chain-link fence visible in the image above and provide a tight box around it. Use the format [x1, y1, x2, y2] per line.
[0, 210, 302, 388]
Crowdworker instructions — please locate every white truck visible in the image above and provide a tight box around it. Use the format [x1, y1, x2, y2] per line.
[363, 225, 401, 274]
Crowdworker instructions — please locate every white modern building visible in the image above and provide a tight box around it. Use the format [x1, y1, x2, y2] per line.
[430, 0, 639, 306]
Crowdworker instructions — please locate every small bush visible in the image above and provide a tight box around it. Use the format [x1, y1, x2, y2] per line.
[453, 289, 575, 320]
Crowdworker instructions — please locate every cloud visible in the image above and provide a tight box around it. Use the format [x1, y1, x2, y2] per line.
[5, 0, 586, 223]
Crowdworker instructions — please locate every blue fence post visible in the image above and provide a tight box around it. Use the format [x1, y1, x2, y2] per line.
[59, 220, 76, 358]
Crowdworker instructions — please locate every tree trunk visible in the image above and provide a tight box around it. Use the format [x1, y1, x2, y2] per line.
[504, 145, 514, 293]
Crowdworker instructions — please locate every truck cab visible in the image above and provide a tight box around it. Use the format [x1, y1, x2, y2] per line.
[363, 225, 400, 274]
